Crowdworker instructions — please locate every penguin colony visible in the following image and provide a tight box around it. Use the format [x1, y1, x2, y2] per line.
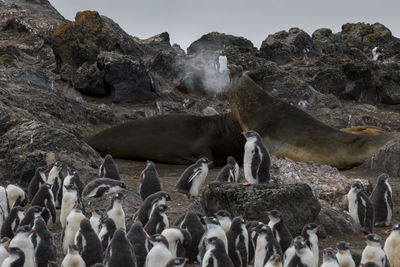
[0, 130, 399, 267]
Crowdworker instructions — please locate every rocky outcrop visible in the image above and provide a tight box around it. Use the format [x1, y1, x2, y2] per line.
[367, 137, 400, 176]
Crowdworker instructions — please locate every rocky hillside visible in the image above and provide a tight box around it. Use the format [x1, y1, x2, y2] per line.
[0, 0, 400, 185]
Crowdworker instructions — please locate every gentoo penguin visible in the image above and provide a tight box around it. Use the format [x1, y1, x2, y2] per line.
[384, 224, 400, 267]
[348, 182, 374, 233]
[1, 246, 25, 267]
[46, 161, 64, 208]
[321, 248, 340, 267]
[254, 224, 283, 267]
[267, 210, 292, 254]
[198, 216, 228, 262]
[99, 154, 120, 180]
[104, 228, 136, 267]
[89, 209, 103, 235]
[27, 166, 48, 202]
[285, 236, 316, 267]
[166, 257, 188, 267]
[144, 204, 169, 236]
[202, 237, 234, 267]
[106, 192, 127, 230]
[30, 217, 56, 267]
[227, 216, 248, 267]
[372, 47, 384, 61]
[63, 168, 84, 198]
[336, 241, 361, 267]
[161, 227, 192, 258]
[301, 223, 319, 266]
[31, 184, 56, 226]
[9, 226, 35, 267]
[216, 156, 240, 183]
[135, 191, 171, 226]
[242, 130, 271, 185]
[370, 173, 392, 226]
[361, 234, 389, 267]
[0, 187, 8, 225]
[138, 160, 162, 200]
[74, 218, 103, 266]
[247, 220, 263, 264]
[175, 157, 212, 199]
[0, 237, 10, 266]
[127, 221, 149, 267]
[0, 206, 24, 239]
[61, 207, 86, 254]
[179, 211, 205, 263]
[60, 184, 80, 228]
[265, 254, 283, 267]
[98, 217, 116, 252]
[6, 185, 27, 209]
[19, 206, 43, 227]
[61, 245, 85, 267]
[82, 178, 126, 198]
[145, 234, 173, 267]
[213, 210, 232, 233]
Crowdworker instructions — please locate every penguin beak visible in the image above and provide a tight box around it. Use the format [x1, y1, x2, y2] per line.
[213, 213, 218, 217]
[274, 257, 279, 261]
[146, 236, 151, 240]
[123, 194, 127, 199]
[294, 243, 299, 248]
[362, 236, 368, 240]
[317, 225, 321, 228]
[42, 207, 47, 212]
[241, 132, 246, 135]
[202, 216, 207, 220]
[7, 239, 10, 243]
[184, 258, 189, 263]
[204, 238, 209, 243]
[265, 211, 271, 215]
[31, 228, 36, 233]
[251, 227, 256, 231]
[323, 248, 326, 253]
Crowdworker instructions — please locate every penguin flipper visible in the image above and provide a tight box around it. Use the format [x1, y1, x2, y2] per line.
[251, 146, 261, 179]
[188, 168, 202, 183]
[94, 186, 110, 198]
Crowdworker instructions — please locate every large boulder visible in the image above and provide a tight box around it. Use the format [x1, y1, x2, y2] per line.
[366, 137, 400, 176]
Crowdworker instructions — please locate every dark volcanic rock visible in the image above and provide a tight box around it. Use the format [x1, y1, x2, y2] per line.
[367, 137, 400, 176]
[200, 181, 320, 235]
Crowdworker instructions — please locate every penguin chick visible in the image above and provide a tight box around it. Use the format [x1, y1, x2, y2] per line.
[104, 228, 136, 267]
[63, 168, 84, 198]
[227, 216, 248, 267]
[0, 237, 11, 266]
[46, 161, 64, 208]
[138, 160, 162, 200]
[6, 185, 27, 209]
[9, 226, 35, 267]
[144, 204, 169, 236]
[370, 173, 392, 227]
[82, 178, 126, 198]
[216, 156, 239, 183]
[213, 210, 232, 233]
[1, 246, 25, 267]
[60, 184, 79, 228]
[0, 187, 8, 227]
[127, 221, 149, 267]
[106, 192, 127, 230]
[30, 217, 56, 267]
[247, 220, 263, 265]
[1, 206, 24, 239]
[321, 248, 339, 267]
[19, 206, 42, 227]
[301, 223, 320, 266]
[361, 234, 388, 267]
[75, 218, 103, 267]
[202, 237, 234, 267]
[267, 210, 292, 254]
[348, 182, 374, 233]
[336, 241, 360, 267]
[145, 234, 173, 267]
[89, 209, 103, 235]
[99, 154, 120, 181]
[31, 184, 56, 226]
[286, 236, 316, 267]
[135, 191, 171, 226]
[198, 216, 228, 262]
[98, 217, 116, 252]
[384, 224, 400, 267]
[27, 166, 48, 202]
[161, 227, 192, 258]
[61, 245, 85, 267]
[179, 211, 205, 263]
[61, 208, 85, 254]
[265, 254, 282, 267]
[175, 157, 212, 198]
[254, 224, 282, 267]
[166, 257, 188, 267]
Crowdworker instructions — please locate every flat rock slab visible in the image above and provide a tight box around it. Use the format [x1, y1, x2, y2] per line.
[200, 181, 320, 235]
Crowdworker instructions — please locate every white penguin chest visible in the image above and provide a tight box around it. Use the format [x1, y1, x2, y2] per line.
[362, 246, 385, 267]
[244, 141, 257, 184]
[298, 249, 316, 267]
[90, 216, 101, 235]
[385, 232, 400, 267]
[336, 252, 355, 267]
[321, 260, 339, 267]
[108, 204, 125, 229]
[146, 245, 172, 267]
[62, 254, 85, 267]
[189, 165, 208, 196]
[202, 249, 218, 267]
[347, 191, 359, 224]
[255, 235, 267, 267]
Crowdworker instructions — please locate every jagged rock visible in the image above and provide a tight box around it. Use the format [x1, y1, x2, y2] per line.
[202, 106, 218, 116]
[367, 137, 400, 176]
[342, 62, 377, 103]
[200, 181, 320, 235]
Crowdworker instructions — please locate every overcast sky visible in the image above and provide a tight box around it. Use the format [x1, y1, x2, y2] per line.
[48, 0, 400, 51]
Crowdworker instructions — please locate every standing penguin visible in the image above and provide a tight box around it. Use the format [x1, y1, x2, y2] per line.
[361, 234, 388, 267]
[384, 224, 400, 267]
[161, 227, 192, 258]
[198, 216, 228, 261]
[106, 192, 127, 230]
[46, 161, 64, 208]
[227, 216, 248, 267]
[166, 258, 188, 267]
[265, 254, 283, 267]
[301, 223, 319, 266]
[145, 234, 173, 267]
[30, 217, 56, 267]
[216, 157, 239, 183]
[1, 247, 25, 267]
[63, 168, 84, 198]
[9, 226, 35, 267]
[82, 179, 126, 198]
[19, 206, 43, 227]
[27, 166, 48, 202]
[267, 210, 292, 254]
[0, 237, 10, 266]
[138, 161, 162, 200]
[144, 204, 169, 236]
[31, 184, 56, 226]
[60, 184, 80, 228]
[61, 207, 86, 254]
[321, 248, 340, 267]
[104, 228, 136, 267]
[285, 236, 316, 267]
[75, 218, 103, 267]
[179, 211, 205, 263]
[99, 154, 120, 180]
[369, 174, 392, 226]
[61, 245, 85, 267]
[213, 210, 232, 233]
[6, 185, 27, 209]
[98, 217, 116, 252]
[0, 187, 8, 227]
[247, 221, 263, 265]
[127, 221, 149, 267]
[336, 241, 360, 267]
[175, 157, 212, 199]
[202, 237, 234, 267]
[135, 191, 171, 226]
[348, 182, 374, 233]
[254, 224, 283, 267]
[1, 206, 24, 239]
[90, 209, 103, 235]
[242, 130, 270, 185]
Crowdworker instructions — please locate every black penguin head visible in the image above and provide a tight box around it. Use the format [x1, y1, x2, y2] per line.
[33, 216, 47, 232]
[377, 173, 389, 184]
[230, 216, 246, 232]
[322, 248, 338, 261]
[0, 237, 10, 246]
[293, 236, 306, 250]
[204, 216, 220, 226]
[268, 254, 282, 264]
[80, 218, 93, 232]
[214, 210, 231, 219]
[36, 166, 48, 178]
[197, 157, 212, 165]
[363, 234, 382, 246]
[146, 160, 156, 169]
[242, 130, 261, 141]
[255, 224, 273, 235]
[26, 205, 43, 216]
[302, 223, 320, 235]
[158, 191, 171, 201]
[52, 161, 63, 170]
[113, 228, 127, 241]
[119, 182, 126, 189]
[67, 168, 78, 176]
[149, 234, 169, 247]
[167, 257, 188, 267]
[392, 224, 400, 231]
[15, 225, 33, 236]
[64, 184, 77, 192]
[100, 217, 116, 229]
[5, 246, 24, 257]
[156, 204, 168, 213]
[227, 156, 237, 166]
[205, 237, 225, 251]
[350, 182, 362, 192]
[113, 192, 127, 202]
[336, 241, 351, 252]
[266, 210, 282, 223]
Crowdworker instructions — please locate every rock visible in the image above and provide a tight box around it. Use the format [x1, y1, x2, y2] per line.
[200, 181, 320, 235]
[202, 106, 218, 116]
[66, 63, 107, 96]
[342, 62, 377, 103]
[367, 137, 400, 176]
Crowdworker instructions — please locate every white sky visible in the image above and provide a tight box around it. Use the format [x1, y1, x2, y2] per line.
[48, 0, 400, 51]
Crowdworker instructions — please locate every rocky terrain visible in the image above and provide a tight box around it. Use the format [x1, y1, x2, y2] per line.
[1, 0, 400, 264]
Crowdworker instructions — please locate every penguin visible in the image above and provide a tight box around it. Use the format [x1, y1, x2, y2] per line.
[61, 207, 86, 254]
[254, 224, 283, 267]
[0, 208, 3, 235]
[213, 210, 232, 233]
[74, 218, 103, 266]
[135, 191, 171, 226]
[98, 217, 116, 252]
[30, 217, 56, 267]
[369, 173, 392, 227]
[265, 254, 283, 267]
[99, 154, 120, 181]
[361, 234, 389, 267]
[165, 258, 188, 267]
[300, 223, 319, 266]
[6, 185, 27, 209]
[63, 168, 84, 198]
[384, 224, 400, 267]
[285, 236, 316, 267]
[242, 130, 271, 185]
[179, 211, 205, 263]
[0, 187, 8, 231]
[144, 204, 169, 236]
[372, 47, 384, 61]
[1, 246, 25, 267]
[175, 157, 212, 199]
[362, 263, 380, 267]
[247, 220, 263, 265]
[161, 227, 192, 258]
[106, 192, 127, 230]
[82, 178, 126, 198]
[61, 245, 85, 267]
[27, 166, 48, 202]
[216, 156, 239, 183]
[19, 206, 43, 227]
[145, 234, 173, 267]
[347, 182, 374, 233]
[336, 241, 361, 267]
[9, 226, 35, 267]
[127, 221, 149, 267]
[202, 237, 234, 267]
[138, 160, 162, 200]
[46, 161, 64, 208]
[0, 207, 24, 239]
[90, 209, 103, 235]
[226, 216, 248, 267]
[60, 184, 80, 228]
[267, 210, 292, 254]
[198, 216, 228, 262]
[30, 184, 56, 226]
[321, 248, 340, 267]
[104, 228, 136, 267]
[0, 237, 11, 266]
